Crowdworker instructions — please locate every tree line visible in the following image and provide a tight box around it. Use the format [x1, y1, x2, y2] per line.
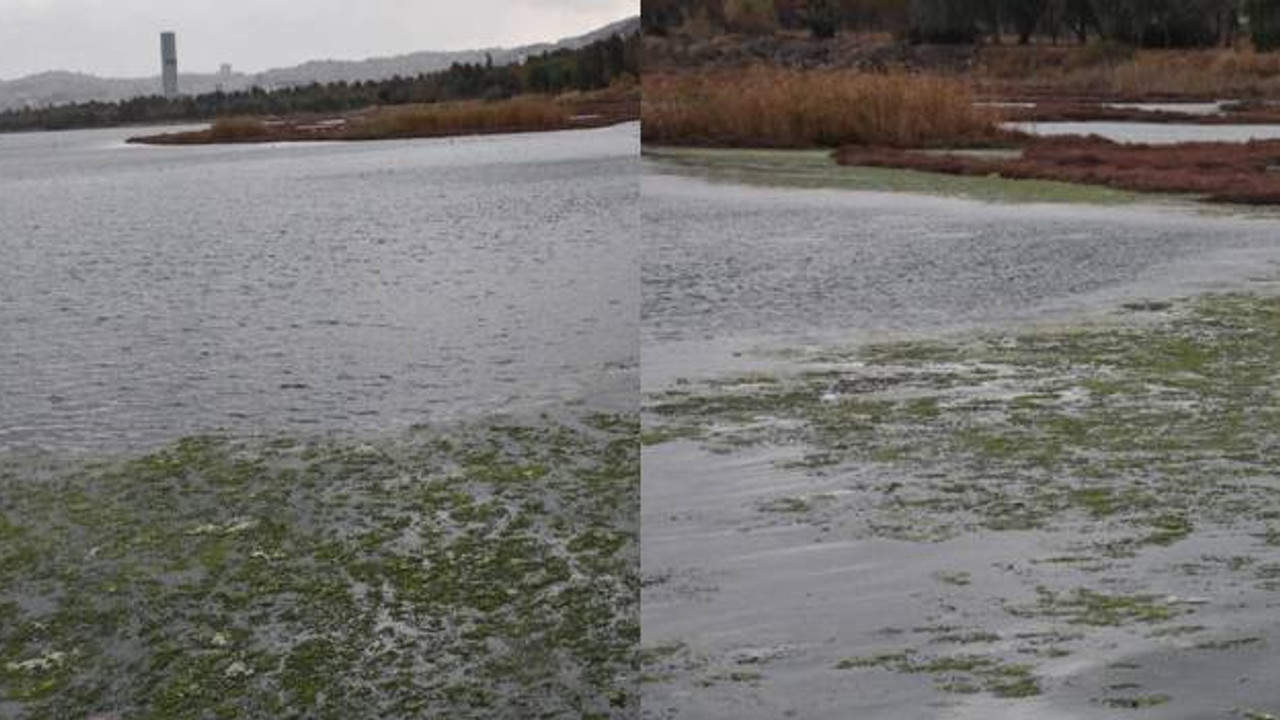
[643, 0, 1280, 50]
[0, 32, 639, 132]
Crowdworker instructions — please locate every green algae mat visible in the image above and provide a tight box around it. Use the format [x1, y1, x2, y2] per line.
[0, 415, 637, 719]
[643, 292, 1280, 710]
[644, 147, 1143, 205]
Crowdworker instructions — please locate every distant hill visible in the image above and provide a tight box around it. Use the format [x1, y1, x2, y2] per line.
[0, 16, 639, 112]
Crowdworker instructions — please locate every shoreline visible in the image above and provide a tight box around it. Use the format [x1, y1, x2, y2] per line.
[836, 136, 1280, 205]
[644, 133, 1280, 207]
[127, 92, 639, 146]
[128, 115, 638, 146]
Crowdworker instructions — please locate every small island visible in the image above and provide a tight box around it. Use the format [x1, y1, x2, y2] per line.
[127, 88, 639, 145]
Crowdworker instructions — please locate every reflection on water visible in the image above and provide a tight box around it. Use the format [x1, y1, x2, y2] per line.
[1104, 101, 1226, 116]
[0, 123, 639, 450]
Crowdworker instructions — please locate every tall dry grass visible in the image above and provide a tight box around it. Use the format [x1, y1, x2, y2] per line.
[980, 45, 1280, 98]
[209, 116, 269, 140]
[344, 97, 569, 139]
[642, 68, 1000, 148]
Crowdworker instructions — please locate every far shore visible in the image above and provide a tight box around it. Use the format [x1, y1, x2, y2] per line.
[128, 90, 639, 146]
[642, 66, 1280, 206]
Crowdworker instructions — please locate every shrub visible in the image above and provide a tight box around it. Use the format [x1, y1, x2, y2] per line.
[1250, 0, 1280, 52]
[807, 0, 841, 39]
[724, 0, 778, 34]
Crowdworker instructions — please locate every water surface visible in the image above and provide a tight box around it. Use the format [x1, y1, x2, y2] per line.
[1104, 101, 1226, 115]
[641, 159, 1280, 719]
[0, 124, 639, 451]
[1004, 120, 1280, 143]
[643, 167, 1280, 387]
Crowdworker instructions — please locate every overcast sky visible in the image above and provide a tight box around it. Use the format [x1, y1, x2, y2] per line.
[0, 0, 636, 79]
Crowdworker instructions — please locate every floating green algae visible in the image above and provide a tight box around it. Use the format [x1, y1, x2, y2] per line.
[643, 291, 1280, 704]
[0, 415, 638, 719]
[646, 293, 1280, 548]
[835, 649, 1041, 699]
[645, 147, 1142, 205]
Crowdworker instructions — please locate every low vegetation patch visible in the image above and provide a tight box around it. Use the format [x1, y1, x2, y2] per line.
[838, 136, 1280, 204]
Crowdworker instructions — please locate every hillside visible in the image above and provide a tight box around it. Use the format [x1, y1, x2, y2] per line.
[0, 16, 639, 112]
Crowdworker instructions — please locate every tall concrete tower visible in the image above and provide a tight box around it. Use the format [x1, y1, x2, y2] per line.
[160, 32, 178, 98]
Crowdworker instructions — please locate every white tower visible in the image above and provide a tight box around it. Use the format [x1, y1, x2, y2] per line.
[161, 32, 178, 98]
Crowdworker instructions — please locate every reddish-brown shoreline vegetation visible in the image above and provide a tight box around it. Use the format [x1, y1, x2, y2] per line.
[641, 60, 1280, 205]
[837, 137, 1280, 204]
[128, 87, 639, 145]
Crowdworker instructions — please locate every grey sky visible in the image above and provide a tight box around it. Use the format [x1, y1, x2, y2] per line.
[0, 0, 636, 79]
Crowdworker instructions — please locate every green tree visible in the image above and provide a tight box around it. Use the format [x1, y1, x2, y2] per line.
[907, 0, 982, 43]
[1249, 0, 1280, 50]
[724, 0, 777, 33]
[807, 0, 842, 37]
[1060, 0, 1097, 42]
[1006, 0, 1050, 43]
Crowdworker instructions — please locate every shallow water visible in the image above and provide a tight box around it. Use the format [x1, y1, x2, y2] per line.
[1004, 120, 1280, 143]
[642, 166, 1280, 387]
[0, 124, 639, 451]
[1104, 101, 1226, 116]
[641, 159, 1280, 719]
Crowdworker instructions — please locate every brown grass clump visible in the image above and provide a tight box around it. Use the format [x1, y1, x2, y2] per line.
[642, 67, 1003, 148]
[209, 116, 270, 140]
[343, 97, 569, 139]
[837, 136, 1280, 204]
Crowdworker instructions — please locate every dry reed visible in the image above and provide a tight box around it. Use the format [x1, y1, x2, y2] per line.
[642, 68, 1001, 148]
[343, 97, 570, 139]
[209, 116, 270, 140]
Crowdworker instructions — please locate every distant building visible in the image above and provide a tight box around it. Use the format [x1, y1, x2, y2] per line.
[160, 32, 178, 98]
[217, 63, 232, 93]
